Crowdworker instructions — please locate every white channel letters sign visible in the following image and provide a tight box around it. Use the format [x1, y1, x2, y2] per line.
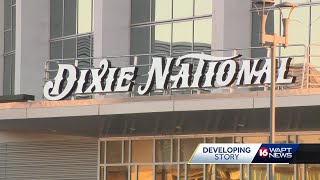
[43, 54, 296, 101]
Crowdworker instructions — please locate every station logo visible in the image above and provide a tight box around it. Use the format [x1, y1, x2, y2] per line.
[252, 144, 299, 164]
[258, 147, 293, 159]
[258, 147, 269, 158]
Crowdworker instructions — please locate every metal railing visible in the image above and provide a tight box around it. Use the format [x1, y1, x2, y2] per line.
[306, 44, 320, 89]
[44, 44, 318, 100]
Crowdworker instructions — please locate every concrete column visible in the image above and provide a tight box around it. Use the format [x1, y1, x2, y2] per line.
[213, 0, 224, 56]
[0, 0, 4, 96]
[213, 0, 252, 58]
[93, 0, 131, 67]
[93, 0, 131, 98]
[15, 0, 50, 100]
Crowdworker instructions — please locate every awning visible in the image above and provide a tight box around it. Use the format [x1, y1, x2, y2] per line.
[0, 89, 320, 137]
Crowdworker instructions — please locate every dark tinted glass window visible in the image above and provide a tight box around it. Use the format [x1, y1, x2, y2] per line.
[63, 38, 76, 59]
[4, 31, 12, 53]
[12, 6, 16, 50]
[64, 0, 77, 36]
[4, 0, 11, 30]
[131, 26, 151, 54]
[50, 0, 63, 38]
[50, 41, 63, 60]
[3, 55, 15, 95]
[131, 0, 150, 24]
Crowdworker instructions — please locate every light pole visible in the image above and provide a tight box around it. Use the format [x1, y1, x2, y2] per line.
[253, 0, 297, 179]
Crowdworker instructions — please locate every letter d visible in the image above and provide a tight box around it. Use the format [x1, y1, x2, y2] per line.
[44, 64, 78, 100]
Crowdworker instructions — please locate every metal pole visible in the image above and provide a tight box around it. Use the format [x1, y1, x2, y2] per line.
[269, 34, 277, 180]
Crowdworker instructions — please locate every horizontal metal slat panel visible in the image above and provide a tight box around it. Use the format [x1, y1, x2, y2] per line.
[0, 139, 98, 180]
[0, 144, 6, 179]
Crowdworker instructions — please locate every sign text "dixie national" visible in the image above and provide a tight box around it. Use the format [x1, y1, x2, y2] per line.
[43, 54, 295, 101]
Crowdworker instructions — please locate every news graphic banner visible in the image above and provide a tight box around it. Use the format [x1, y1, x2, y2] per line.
[188, 144, 320, 164]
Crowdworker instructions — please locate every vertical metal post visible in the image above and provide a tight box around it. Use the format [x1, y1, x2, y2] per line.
[269, 34, 277, 180]
[265, 48, 272, 91]
[301, 46, 308, 89]
[104, 141, 107, 180]
[255, 1, 297, 179]
[270, 37, 277, 145]
[97, 140, 100, 180]
[230, 49, 237, 93]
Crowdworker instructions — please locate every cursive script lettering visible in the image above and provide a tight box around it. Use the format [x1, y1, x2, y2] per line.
[44, 54, 295, 100]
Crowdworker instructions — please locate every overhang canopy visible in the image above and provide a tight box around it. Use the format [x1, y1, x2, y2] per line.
[0, 89, 320, 137]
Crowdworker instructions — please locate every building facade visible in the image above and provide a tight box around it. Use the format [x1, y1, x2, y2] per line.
[0, 0, 320, 179]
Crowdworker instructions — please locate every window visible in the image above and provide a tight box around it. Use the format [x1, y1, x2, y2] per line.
[186, 164, 204, 179]
[49, 0, 94, 59]
[151, 24, 171, 54]
[251, 9, 280, 58]
[106, 166, 128, 180]
[78, 0, 93, 34]
[106, 141, 122, 164]
[275, 165, 294, 180]
[50, 0, 93, 39]
[172, 21, 193, 52]
[131, 21, 212, 56]
[151, 0, 172, 22]
[137, 166, 153, 180]
[216, 164, 240, 180]
[250, 165, 267, 180]
[173, 0, 193, 19]
[99, 166, 104, 180]
[131, 140, 153, 163]
[50, 0, 63, 38]
[195, 0, 212, 16]
[49, 0, 94, 99]
[100, 141, 105, 164]
[63, 0, 77, 36]
[3, 55, 15, 95]
[130, 0, 212, 95]
[180, 138, 203, 162]
[131, 0, 212, 24]
[3, 0, 16, 95]
[131, 0, 212, 56]
[155, 165, 178, 180]
[206, 164, 215, 180]
[251, 2, 320, 65]
[194, 18, 212, 52]
[155, 139, 171, 162]
[310, 5, 320, 68]
[99, 134, 320, 180]
[131, 0, 150, 24]
[243, 136, 268, 143]
[280, 6, 309, 64]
